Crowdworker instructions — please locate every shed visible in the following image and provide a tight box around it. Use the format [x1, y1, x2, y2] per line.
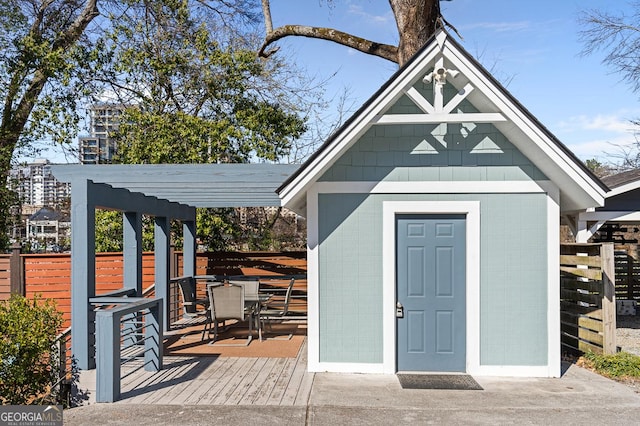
[278, 30, 607, 377]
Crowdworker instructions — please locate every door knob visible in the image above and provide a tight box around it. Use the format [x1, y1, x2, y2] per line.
[396, 302, 404, 318]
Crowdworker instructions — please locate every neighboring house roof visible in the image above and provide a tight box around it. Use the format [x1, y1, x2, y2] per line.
[601, 169, 640, 197]
[29, 207, 68, 222]
[277, 30, 607, 215]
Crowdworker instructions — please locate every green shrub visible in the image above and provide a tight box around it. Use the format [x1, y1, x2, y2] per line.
[0, 294, 63, 405]
[583, 351, 640, 378]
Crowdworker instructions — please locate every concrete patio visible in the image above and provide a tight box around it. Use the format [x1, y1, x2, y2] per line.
[65, 348, 640, 425]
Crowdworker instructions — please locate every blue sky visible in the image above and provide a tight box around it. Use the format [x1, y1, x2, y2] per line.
[268, 0, 640, 163]
[34, 0, 639, 164]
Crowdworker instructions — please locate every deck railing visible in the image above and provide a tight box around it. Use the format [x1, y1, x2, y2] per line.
[49, 326, 73, 406]
[92, 297, 163, 402]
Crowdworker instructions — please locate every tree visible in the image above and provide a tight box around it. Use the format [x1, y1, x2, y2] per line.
[0, 0, 100, 250]
[585, 158, 614, 178]
[92, 0, 309, 164]
[580, 3, 640, 172]
[580, 3, 640, 94]
[0, 0, 99, 159]
[259, 0, 453, 66]
[2, 0, 317, 251]
[91, 0, 308, 251]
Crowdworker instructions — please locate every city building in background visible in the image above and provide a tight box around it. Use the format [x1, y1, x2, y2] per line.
[8, 159, 71, 250]
[26, 207, 70, 252]
[10, 159, 70, 207]
[78, 104, 126, 164]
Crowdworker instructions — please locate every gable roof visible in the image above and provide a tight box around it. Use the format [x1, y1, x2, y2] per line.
[29, 207, 68, 222]
[277, 30, 607, 215]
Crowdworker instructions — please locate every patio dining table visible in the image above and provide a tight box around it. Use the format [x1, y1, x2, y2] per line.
[196, 276, 273, 341]
[245, 293, 272, 341]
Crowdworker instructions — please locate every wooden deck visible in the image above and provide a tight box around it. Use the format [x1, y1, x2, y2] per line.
[114, 338, 313, 405]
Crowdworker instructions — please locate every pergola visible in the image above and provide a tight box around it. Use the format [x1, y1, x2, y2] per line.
[51, 163, 299, 370]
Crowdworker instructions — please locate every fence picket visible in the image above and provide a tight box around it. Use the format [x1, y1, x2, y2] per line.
[560, 243, 616, 355]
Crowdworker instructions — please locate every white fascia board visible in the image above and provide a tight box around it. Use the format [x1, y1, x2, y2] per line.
[372, 112, 506, 124]
[494, 123, 603, 210]
[279, 45, 441, 209]
[306, 185, 320, 372]
[315, 180, 551, 194]
[442, 42, 605, 209]
[546, 184, 561, 378]
[607, 181, 640, 198]
[578, 210, 640, 222]
[497, 122, 604, 210]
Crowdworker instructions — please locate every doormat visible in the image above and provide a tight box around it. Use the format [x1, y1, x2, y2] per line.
[397, 374, 483, 390]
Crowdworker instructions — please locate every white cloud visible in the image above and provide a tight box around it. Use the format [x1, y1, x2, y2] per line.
[553, 111, 640, 161]
[566, 137, 633, 161]
[556, 112, 640, 135]
[347, 5, 393, 25]
[462, 21, 532, 33]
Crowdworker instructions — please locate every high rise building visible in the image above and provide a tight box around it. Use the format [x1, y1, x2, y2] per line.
[9, 159, 70, 207]
[78, 104, 126, 164]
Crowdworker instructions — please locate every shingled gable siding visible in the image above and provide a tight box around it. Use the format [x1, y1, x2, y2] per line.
[319, 83, 548, 184]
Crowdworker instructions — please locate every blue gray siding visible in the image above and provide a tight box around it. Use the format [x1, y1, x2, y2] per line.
[599, 190, 640, 212]
[318, 193, 549, 366]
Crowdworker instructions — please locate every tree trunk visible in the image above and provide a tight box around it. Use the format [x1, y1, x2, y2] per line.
[390, 0, 441, 65]
[0, 0, 99, 249]
[260, 0, 442, 66]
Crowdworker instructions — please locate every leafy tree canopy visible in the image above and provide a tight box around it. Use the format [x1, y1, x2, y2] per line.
[90, 0, 308, 252]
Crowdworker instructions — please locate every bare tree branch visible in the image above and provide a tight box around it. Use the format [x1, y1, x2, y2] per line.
[54, 0, 99, 50]
[258, 1, 452, 66]
[259, 24, 399, 63]
[580, 7, 640, 93]
[261, 0, 272, 34]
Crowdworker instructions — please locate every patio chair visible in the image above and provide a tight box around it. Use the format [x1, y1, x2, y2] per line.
[203, 282, 254, 346]
[230, 278, 262, 339]
[229, 278, 260, 301]
[259, 277, 295, 340]
[177, 277, 209, 318]
[176, 277, 210, 339]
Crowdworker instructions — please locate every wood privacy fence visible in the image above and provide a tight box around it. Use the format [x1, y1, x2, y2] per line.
[0, 244, 23, 300]
[560, 243, 616, 355]
[190, 251, 307, 277]
[614, 248, 640, 301]
[0, 250, 306, 329]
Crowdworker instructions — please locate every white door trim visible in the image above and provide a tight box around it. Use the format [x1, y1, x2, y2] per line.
[382, 201, 481, 374]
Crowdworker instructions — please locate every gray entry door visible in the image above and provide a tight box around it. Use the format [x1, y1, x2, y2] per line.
[396, 214, 466, 372]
